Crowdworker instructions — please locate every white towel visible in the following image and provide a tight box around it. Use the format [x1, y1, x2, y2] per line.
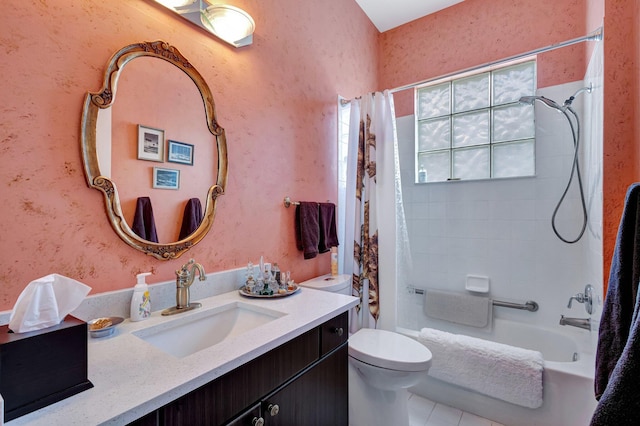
[424, 289, 491, 328]
[417, 327, 544, 408]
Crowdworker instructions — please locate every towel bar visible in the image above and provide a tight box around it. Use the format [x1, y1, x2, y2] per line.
[284, 196, 333, 208]
[410, 287, 539, 312]
[284, 196, 300, 208]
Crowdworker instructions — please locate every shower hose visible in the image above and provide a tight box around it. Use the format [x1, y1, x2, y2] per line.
[552, 105, 588, 244]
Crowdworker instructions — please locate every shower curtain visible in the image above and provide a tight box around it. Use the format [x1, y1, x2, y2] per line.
[343, 91, 397, 329]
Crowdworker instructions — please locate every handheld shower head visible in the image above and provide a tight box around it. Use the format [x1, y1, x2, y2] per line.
[518, 95, 564, 111]
[519, 90, 590, 244]
[518, 96, 537, 105]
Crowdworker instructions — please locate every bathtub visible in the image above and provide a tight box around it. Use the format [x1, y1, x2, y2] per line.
[398, 318, 598, 426]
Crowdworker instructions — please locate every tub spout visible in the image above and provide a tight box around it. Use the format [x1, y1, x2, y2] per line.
[559, 315, 591, 331]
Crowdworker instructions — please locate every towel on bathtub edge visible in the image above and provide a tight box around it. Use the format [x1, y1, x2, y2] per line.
[417, 327, 544, 409]
[424, 289, 491, 328]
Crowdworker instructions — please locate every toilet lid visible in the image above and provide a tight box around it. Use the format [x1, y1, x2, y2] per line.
[348, 329, 432, 372]
[299, 275, 351, 293]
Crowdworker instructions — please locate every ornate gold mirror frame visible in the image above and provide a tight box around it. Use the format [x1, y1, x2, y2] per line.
[80, 41, 228, 260]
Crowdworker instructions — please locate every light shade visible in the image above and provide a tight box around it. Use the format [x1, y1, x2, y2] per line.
[201, 5, 255, 47]
[155, 0, 198, 8]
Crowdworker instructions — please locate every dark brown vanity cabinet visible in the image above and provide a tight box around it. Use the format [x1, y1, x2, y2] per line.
[259, 344, 348, 425]
[128, 312, 349, 426]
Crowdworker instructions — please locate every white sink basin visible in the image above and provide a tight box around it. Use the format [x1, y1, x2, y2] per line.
[133, 301, 287, 358]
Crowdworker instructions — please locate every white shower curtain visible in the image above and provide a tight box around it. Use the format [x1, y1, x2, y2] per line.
[343, 91, 398, 330]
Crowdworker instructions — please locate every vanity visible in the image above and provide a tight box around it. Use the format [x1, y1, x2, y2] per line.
[131, 309, 348, 425]
[7, 288, 357, 425]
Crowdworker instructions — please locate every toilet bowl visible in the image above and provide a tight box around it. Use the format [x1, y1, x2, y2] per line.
[299, 275, 432, 426]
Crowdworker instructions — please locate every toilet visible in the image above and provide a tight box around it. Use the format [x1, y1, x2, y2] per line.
[299, 274, 432, 426]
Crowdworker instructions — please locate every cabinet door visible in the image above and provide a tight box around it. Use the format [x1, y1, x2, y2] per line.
[263, 344, 348, 426]
[225, 404, 263, 426]
[320, 311, 348, 356]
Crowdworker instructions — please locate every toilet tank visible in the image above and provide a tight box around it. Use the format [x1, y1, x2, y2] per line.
[299, 274, 352, 296]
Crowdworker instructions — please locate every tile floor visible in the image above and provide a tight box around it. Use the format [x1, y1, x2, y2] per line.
[408, 393, 504, 426]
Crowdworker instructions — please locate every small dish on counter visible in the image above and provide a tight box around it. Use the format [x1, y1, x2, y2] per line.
[239, 284, 300, 298]
[88, 316, 124, 338]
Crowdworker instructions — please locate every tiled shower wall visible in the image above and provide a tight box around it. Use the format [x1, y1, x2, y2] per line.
[396, 46, 604, 333]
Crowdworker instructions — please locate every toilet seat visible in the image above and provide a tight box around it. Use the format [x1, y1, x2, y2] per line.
[348, 328, 432, 372]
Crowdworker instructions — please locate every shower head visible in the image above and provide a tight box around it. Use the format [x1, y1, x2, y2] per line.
[518, 96, 537, 105]
[518, 95, 564, 111]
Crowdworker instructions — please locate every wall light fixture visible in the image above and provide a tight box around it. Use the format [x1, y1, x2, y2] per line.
[153, 0, 255, 48]
[201, 5, 255, 47]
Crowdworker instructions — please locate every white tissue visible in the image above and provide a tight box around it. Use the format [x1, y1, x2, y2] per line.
[8, 274, 91, 333]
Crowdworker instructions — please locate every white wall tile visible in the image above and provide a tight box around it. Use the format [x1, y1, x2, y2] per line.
[510, 199, 537, 220]
[489, 200, 512, 220]
[426, 219, 447, 237]
[427, 202, 447, 219]
[396, 76, 603, 330]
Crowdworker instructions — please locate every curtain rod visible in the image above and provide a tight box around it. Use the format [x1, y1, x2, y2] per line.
[389, 27, 603, 94]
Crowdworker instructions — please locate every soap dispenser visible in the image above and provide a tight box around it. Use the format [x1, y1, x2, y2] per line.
[130, 272, 152, 321]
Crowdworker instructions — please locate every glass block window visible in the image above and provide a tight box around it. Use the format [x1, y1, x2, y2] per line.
[415, 60, 536, 182]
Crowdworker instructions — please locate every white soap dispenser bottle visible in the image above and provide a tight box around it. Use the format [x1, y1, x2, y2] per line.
[130, 272, 152, 321]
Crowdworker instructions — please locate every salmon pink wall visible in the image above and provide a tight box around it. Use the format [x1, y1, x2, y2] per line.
[0, 0, 378, 310]
[378, 0, 587, 117]
[601, 0, 640, 291]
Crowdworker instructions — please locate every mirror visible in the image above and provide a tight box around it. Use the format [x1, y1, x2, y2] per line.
[81, 41, 228, 260]
[110, 57, 217, 244]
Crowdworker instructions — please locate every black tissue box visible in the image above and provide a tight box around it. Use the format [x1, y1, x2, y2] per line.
[0, 315, 93, 421]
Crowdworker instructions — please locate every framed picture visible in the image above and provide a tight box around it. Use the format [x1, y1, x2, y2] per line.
[153, 167, 180, 190]
[167, 140, 194, 165]
[137, 125, 165, 162]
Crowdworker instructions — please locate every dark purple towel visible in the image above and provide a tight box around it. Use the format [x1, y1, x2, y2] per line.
[318, 202, 339, 253]
[132, 196, 158, 243]
[591, 183, 640, 425]
[295, 202, 319, 259]
[179, 198, 203, 240]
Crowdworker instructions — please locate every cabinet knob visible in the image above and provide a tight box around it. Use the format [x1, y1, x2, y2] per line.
[332, 327, 344, 336]
[251, 417, 264, 426]
[267, 403, 280, 416]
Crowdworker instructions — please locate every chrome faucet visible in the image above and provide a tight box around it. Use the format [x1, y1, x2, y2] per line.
[567, 284, 594, 314]
[559, 315, 591, 331]
[161, 259, 206, 316]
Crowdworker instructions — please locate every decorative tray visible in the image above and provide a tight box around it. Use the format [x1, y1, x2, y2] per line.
[239, 284, 300, 298]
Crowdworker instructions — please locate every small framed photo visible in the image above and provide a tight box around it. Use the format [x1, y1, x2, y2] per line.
[167, 140, 194, 165]
[137, 125, 165, 162]
[153, 167, 180, 190]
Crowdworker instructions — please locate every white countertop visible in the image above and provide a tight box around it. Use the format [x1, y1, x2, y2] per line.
[8, 288, 358, 425]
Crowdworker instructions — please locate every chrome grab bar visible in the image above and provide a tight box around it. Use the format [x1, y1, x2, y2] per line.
[410, 287, 539, 312]
[492, 299, 539, 312]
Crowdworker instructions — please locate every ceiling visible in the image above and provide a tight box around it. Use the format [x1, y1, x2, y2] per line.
[355, 0, 465, 33]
